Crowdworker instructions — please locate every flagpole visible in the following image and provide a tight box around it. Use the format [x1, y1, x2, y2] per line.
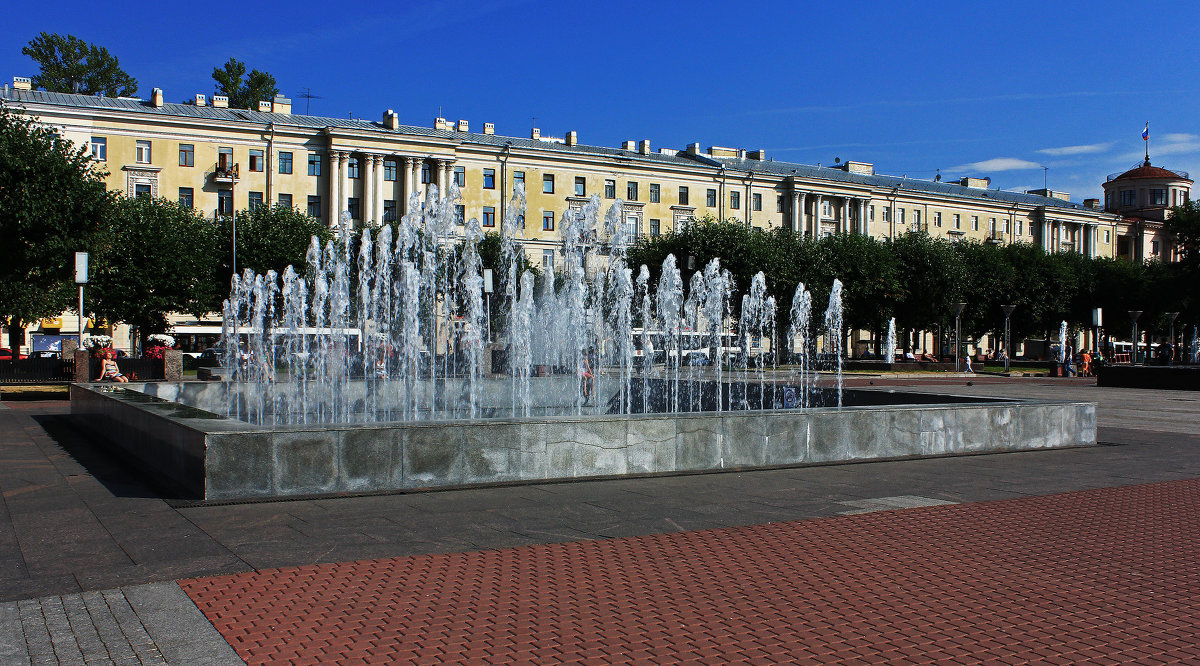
[1145, 121, 1150, 163]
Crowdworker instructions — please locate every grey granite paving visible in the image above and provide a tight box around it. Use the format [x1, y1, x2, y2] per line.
[0, 377, 1199, 663]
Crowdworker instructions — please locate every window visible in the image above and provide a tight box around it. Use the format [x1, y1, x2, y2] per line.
[897, 209, 905, 225]
[385, 160, 398, 181]
[249, 149, 264, 172]
[627, 181, 638, 201]
[650, 183, 661, 203]
[278, 151, 292, 174]
[881, 207, 890, 223]
[934, 212, 942, 227]
[308, 195, 321, 219]
[179, 143, 194, 167]
[1004, 219, 1010, 233]
[218, 146, 234, 170]
[913, 210, 921, 228]
[1016, 220, 1023, 235]
[730, 191, 740, 210]
[347, 157, 360, 179]
[869, 205, 875, 221]
[348, 198, 361, 220]
[605, 179, 616, 199]
[307, 153, 321, 176]
[217, 190, 233, 216]
[453, 166, 464, 186]
[136, 140, 151, 164]
[278, 193, 292, 209]
[1152, 240, 1160, 255]
[134, 184, 152, 198]
[574, 177, 586, 197]
[1120, 190, 1136, 206]
[542, 174, 554, 194]
[454, 205, 465, 225]
[971, 215, 979, 231]
[989, 217, 997, 234]
[752, 193, 761, 211]
[178, 187, 193, 209]
[542, 249, 555, 271]
[822, 201, 832, 217]
[625, 215, 639, 238]
[679, 186, 689, 205]
[953, 214, 961, 229]
[384, 200, 396, 222]
[706, 189, 717, 207]
[483, 206, 496, 227]
[777, 195, 784, 213]
[650, 218, 661, 236]
[90, 136, 107, 161]
[248, 191, 264, 210]
[513, 171, 525, 189]
[1104, 229, 1111, 243]
[543, 211, 555, 231]
[1151, 189, 1167, 206]
[481, 168, 494, 189]
[421, 162, 431, 184]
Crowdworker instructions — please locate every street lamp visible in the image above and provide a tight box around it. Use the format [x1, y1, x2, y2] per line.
[1166, 311, 1180, 365]
[1127, 310, 1142, 364]
[1000, 304, 1017, 373]
[953, 302, 967, 372]
[75, 252, 88, 350]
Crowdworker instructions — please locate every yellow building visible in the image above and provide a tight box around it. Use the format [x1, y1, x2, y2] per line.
[1, 75, 1129, 351]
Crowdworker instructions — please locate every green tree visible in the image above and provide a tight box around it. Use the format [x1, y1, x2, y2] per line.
[212, 58, 279, 110]
[1164, 200, 1200, 267]
[21, 33, 137, 97]
[90, 196, 222, 338]
[216, 204, 332, 287]
[0, 106, 111, 349]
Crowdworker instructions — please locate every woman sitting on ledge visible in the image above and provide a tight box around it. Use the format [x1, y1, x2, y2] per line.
[921, 350, 939, 363]
[96, 350, 128, 383]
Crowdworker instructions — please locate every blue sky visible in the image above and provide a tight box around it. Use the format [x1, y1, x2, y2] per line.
[4, 0, 1197, 201]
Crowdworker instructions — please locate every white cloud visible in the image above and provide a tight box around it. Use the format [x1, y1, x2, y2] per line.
[1036, 143, 1113, 156]
[1161, 133, 1198, 143]
[948, 157, 1043, 173]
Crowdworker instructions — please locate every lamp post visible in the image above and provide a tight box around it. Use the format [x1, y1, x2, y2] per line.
[953, 302, 967, 372]
[1166, 311, 1180, 365]
[1000, 304, 1017, 373]
[75, 252, 88, 350]
[1128, 310, 1142, 364]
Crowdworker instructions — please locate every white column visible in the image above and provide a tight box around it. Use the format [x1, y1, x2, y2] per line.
[790, 192, 800, 232]
[401, 157, 414, 214]
[328, 150, 342, 227]
[411, 158, 423, 205]
[797, 193, 807, 235]
[444, 162, 454, 195]
[338, 152, 350, 223]
[362, 154, 376, 224]
[372, 155, 385, 224]
[860, 199, 869, 235]
[812, 194, 823, 237]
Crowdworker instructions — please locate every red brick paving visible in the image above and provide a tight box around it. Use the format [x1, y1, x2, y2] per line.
[181, 479, 1200, 664]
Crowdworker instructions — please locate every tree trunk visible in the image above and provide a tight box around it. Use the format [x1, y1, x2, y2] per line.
[7, 317, 24, 354]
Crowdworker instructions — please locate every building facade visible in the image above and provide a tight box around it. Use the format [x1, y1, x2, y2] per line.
[2, 76, 1131, 351]
[1101, 158, 1192, 262]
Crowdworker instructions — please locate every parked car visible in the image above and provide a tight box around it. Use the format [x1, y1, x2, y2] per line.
[0, 348, 27, 360]
[29, 350, 60, 359]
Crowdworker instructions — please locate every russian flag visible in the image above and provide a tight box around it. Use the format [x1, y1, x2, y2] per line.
[1142, 123, 1149, 141]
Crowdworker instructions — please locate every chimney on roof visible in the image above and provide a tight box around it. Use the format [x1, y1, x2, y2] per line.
[257, 100, 272, 112]
[212, 95, 229, 108]
[271, 94, 291, 114]
[457, 119, 469, 132]
[686, 142, 701, 155]
[383, 109, 399, 130]
[194, 93, 207, 107]
[12, 76, 31, 91]
[434, 117, 447, 130]
[483, 122, 495, 135]
[565, 130, 577, 146]
[622, 140, 636, 151]
[531, 127, 540, 140]
[1083, 198, 1100, 209]
[151, 87, 164, 107]
[639, 140, 650, 155]
[747, 149, 767, 161]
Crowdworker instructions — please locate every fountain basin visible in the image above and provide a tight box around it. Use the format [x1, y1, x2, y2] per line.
[70, 382, 1095, 502]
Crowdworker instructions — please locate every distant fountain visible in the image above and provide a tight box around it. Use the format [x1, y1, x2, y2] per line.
[885, 317, 897, 363]
[1058, 321, 1068, 363]
[217, 189, 848, 424]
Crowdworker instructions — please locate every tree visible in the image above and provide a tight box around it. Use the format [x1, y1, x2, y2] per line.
[90, 196, 222, 339]
[212, 58, 279, 110]
[215, 204, 332, 288]
[0, 105, 111, 349]
[21, 33, 137, 97]
[1165, 200, 1200, 267]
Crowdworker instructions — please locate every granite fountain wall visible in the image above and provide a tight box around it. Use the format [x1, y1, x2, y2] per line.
[70, 382, 1096, 502]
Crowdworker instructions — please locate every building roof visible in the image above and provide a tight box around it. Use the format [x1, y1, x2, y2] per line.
[1108, 160, 1192, 183]
[0, 87, 1106, 214]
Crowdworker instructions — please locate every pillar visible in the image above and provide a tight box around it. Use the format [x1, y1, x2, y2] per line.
[328, 150, 342, 226]
[402, 157, 414, 215]
[444, 162, 454, 194]
[860, 199, 869, 235]
[790, 192, 800, 232]
[338, 151, 350, 225]
[411, 158, 422, 206]
[797, 192, 807, 235]
[812, 194, 823, 237]
[371, 154, 385, 224]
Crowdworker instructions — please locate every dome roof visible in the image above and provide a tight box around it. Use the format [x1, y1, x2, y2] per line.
[1109, 159, 1192, 183]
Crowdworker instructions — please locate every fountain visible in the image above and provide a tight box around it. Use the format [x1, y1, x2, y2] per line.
[70, 189, 1098, 500]
[885, 318, 897, 363]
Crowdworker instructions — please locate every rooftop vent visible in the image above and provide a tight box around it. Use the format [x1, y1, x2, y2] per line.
[151, 87, 164, 107]
[434, 117, 448, 130]
[12, 76, 31, 91]
[959, 177, 989, 189]
[383, 109, 399, 130]
[257, 100, 272, 112]
[747, 149, 767, 161]
[271, 94, 291, 114]
[483, 122, 495, 135]
[1083, 198, 1100, 209]
[708, 146, 739, 158]
[212, 95, 229, 108]
[194, 93, 207, 107]
[531, 127, 540, 140]
[457, 119, 469, 132]
[565, 130, 577, 146]
[686, 142, 702, 155]
[639, 139, 650, 155]
[1026, 188, 1071, 201]
[844, 160, 873, 175]
[622, 140, 636, 151]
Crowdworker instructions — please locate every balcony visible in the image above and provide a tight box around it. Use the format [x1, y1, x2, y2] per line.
[212, 161, 239, 184]
[985, 231, 1005, 243]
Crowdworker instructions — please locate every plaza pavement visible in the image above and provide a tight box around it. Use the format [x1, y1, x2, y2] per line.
[1, 377, 1198, 663]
